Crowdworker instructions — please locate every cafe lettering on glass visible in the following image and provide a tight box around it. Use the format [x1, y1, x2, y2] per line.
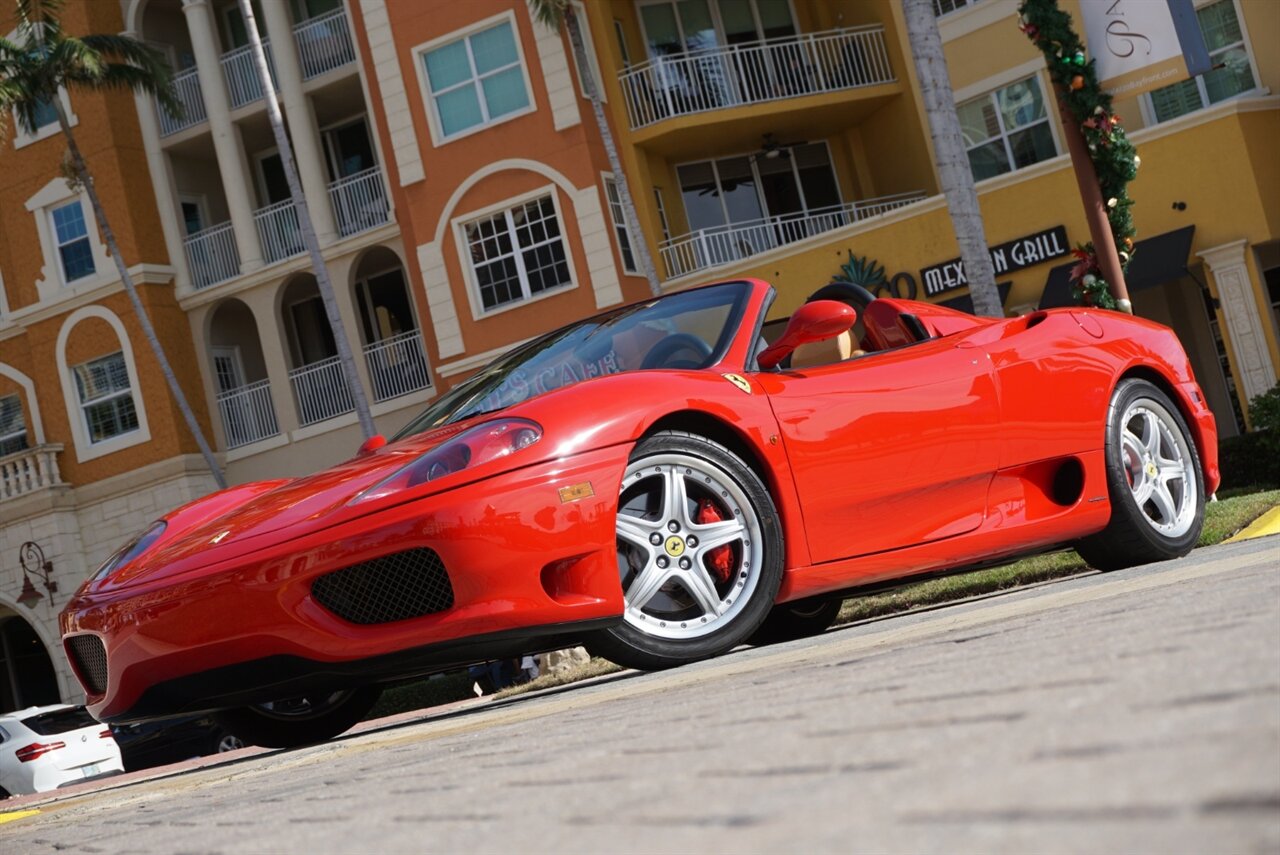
[477, 351, 622, 412]
[921, 226, 1069, 297]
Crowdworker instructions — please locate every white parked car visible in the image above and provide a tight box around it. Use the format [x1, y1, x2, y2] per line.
[0, 704, 124, 798]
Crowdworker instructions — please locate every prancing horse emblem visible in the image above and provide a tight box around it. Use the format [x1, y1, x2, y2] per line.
[722, 373, 751, 395]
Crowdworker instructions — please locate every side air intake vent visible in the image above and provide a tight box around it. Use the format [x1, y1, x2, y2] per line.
[66, 634, 109, 695]
[312, 548, 455, 625]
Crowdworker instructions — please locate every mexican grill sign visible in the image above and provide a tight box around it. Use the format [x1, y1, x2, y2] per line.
[921, 226, 1069, 297]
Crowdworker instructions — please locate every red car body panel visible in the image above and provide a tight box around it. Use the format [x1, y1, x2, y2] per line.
[60, 279, 1219, 722]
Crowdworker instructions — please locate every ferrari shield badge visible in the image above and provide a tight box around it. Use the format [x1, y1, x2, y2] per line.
[558, 482, 595, 503]
[722, 373, 751, 395]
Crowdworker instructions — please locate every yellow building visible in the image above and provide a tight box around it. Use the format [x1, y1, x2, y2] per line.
[586, 0, 1280, 436]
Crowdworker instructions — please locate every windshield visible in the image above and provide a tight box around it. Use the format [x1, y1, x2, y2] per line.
[397, 282, 748, 436]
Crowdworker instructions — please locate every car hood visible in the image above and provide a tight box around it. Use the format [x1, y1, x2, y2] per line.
[101, 422, 478, 591]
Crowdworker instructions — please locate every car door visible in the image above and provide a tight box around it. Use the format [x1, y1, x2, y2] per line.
[756, 328, 1000, 563]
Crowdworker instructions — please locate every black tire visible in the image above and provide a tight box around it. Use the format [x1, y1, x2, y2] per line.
[588, 430, 784, 670]
[213, 687, 381, 749]
[749, 598, 842, 646]
[1075, 379, 1205, 572]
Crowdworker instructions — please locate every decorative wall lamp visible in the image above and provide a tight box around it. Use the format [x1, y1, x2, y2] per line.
[17, 541, 57, 608]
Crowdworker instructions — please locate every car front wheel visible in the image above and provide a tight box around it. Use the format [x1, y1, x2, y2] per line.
[213, 687, 381, 749]
[588, 431, 784, 671]
[1075, 379, 1205, 571]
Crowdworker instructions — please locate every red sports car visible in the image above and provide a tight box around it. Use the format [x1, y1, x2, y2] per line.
[60, 279, 1219, 747]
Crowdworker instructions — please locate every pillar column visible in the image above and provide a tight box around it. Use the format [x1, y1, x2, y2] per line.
[126, 77, 193, 291]
[241, 289, 301, 435]
[1198, 239, 1278, 407]
[259, 0, 339, 245]
[181, 0, 265, 272]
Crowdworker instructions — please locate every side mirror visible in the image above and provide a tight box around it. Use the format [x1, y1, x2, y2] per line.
[356, 434, 387, 457]
[757, 300, 856, 370]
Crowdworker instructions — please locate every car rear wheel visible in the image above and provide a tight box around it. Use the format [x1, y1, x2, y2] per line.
[1075, 379, 1205, 572]
[749, 598, 843, 646]
[213, 687, 381, 749]
[588, 431, 783, 670]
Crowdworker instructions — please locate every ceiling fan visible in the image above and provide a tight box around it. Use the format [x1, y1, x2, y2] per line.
[755, 132, 806, 161]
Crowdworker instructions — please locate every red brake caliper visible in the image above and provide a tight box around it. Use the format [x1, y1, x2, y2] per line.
[696, 498, 733, 584]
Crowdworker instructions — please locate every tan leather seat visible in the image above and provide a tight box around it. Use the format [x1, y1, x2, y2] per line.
[789, 330, 857, 368]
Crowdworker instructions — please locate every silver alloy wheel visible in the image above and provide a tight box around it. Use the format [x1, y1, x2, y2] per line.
[1119, 398, 1198, 538]
[616, 452, 765, 640]
[217, 733, 245, 752]
[254, 691, 354, 720]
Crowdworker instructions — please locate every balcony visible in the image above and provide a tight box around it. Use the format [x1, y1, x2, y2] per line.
[253, 199, 305, 264]
[289, 356, 354, 427]
[660, 192, 927, 279]
[216, 380, 280, 449]
[620, 26, 895, 131]
[183, 221, 241, 290]
[157, 67, 207, 137]
[363, 331, 430, 403]
[221, 41, 278, 110]
[0, 444, 65, 501]
[329, 166, 390, 238]
[294, 7, 357, 80]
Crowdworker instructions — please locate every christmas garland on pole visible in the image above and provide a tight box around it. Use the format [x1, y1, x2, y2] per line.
[1018, 0, 1140, 310]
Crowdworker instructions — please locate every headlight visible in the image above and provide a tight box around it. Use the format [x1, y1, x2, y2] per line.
[92, 521, 167, 581]
[350, 418, 542, 505]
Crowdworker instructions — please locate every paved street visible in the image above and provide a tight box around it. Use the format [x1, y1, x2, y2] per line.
[4, 538, 1278, 854]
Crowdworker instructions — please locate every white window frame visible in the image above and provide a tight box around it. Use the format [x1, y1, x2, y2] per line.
[955, 69, 1060, 182]
[602, 174, 639, 275]
[55, 304, 152, 462]
[74, 351, 141, 446]
[613, 18, 631, 67]
[0, 392, 29, 456]
[1139, 0, 1262, 127]
[6, 42, 78, 151]
[653, 187, 671, 241]
[25, 177, 112, 301]
[411, 10, 537, 147]
[50, 200, 97, 284]
[452, 184, 579, 321]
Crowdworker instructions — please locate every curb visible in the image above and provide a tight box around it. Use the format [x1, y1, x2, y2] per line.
[1224, 505, 1280, 543]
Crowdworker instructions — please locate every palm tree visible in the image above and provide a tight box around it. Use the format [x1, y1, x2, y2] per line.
[528, 0, 662, 297]
[901, 0, 1003, 318]
[0, 0, 227, 488]
[236, 0, 376, 439]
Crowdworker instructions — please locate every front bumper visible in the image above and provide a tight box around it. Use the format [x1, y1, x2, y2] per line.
[62, 446, 628, 722]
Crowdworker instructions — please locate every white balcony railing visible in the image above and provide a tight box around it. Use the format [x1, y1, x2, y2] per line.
[660, 192, 927, 279]
[183, 221, 240, 290]
[294, 7, 356, 80]
[329, 166, 389, 237]
[289, 356, 354, 427]
[0, 444, 65, 501]
[619, 26, 894, 130]
[216, 380, 280, 449]
[364, 330, 430, 403]
[157, 67, 207, 136]
[253, 199, 305, 264]
[221, 40, 277, 109]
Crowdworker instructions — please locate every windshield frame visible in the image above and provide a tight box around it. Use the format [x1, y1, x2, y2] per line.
[394, 281, 753, 438]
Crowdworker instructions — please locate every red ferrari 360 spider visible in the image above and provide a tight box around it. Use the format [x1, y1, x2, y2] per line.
[60, 279, 1219, 746]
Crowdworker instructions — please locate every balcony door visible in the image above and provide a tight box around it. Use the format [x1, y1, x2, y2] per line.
[675, 141, 841, 266]
[637, 0, 796, 56]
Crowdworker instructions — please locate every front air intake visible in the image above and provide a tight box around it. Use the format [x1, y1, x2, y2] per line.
[66, 634, 109, 695]
[311, 547, 455, 625]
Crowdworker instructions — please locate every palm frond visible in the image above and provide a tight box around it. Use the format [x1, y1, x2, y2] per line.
[13, 0, 66, 47]
[49, 37, 106, 79]
[526, 0, 569, 30]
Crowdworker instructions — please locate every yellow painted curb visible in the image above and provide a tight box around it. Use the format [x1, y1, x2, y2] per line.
[0, 809, 41, 825]
[1224, 506, 1280, 543]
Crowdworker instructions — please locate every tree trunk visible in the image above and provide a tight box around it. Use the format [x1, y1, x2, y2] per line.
[901, 0, 1003, 318]
[237, 0, 377, 439]
[54, 103, 228, 490]
[564, 6, 662, 296]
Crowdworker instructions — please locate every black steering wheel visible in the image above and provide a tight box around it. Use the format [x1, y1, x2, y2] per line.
[641, 333, 714, 369]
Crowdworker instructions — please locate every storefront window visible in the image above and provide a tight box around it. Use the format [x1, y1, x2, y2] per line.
[1148, 0, 1256, 124]
[957, 76, 1057, 181]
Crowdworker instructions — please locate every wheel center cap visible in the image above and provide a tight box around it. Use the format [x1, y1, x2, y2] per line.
[664, 535, 686, 557]
[1145, 461, 1158, 478]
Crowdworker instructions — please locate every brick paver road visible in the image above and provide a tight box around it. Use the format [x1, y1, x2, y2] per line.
[5, 538, 1279, 854]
